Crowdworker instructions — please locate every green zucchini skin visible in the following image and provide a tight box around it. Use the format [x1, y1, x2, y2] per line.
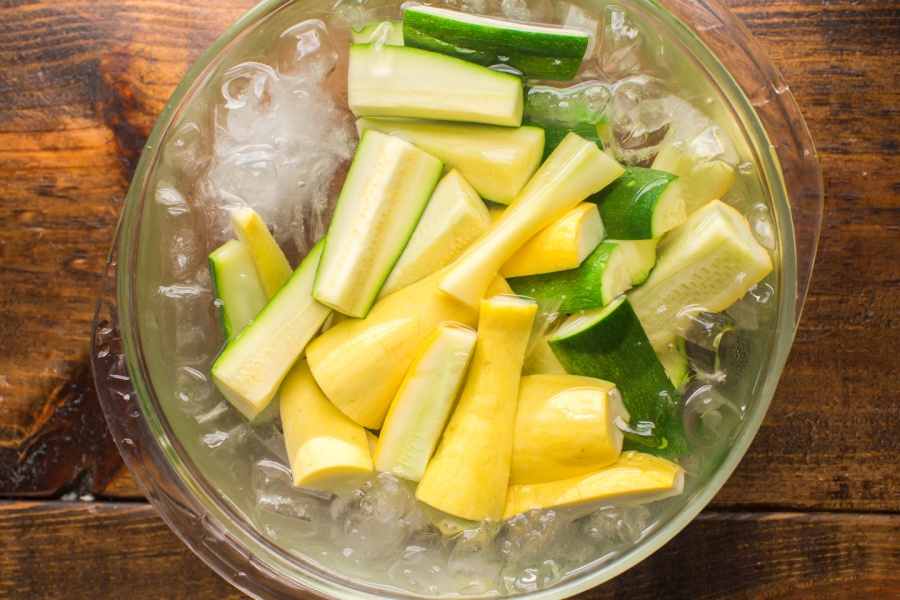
[507, 241, 625, 314]
[402, 6, 589, 81]
[588, 167, 677, 239]
[538, 122, 603, 162]
[549, 298, 690, 458]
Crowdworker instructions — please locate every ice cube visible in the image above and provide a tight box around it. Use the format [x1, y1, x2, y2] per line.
[213, 62, 281, 151]
[277, 20, 339, 82]
[173, 365, 217, 417]
[443, 0, 488, 15]
[165, 122, 209, 181]
[157, 199, 206, 281]
[581, 504, 651, 548]
[597, 6, 643, 81]
[252, 460, 334, 524]
[202, 143, 279, 210]
[448, 526, 503, 592]
[156, 283, 218, 364]
[681, 382, 742, 448]
[602, 79, 713, 165]
[502, 0, 549, 23]
[330, 473, 429, 563]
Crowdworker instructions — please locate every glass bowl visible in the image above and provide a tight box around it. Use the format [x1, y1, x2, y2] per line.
[91, 0, 823, 597]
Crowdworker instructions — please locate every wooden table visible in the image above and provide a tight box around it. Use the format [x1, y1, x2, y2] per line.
[1, 0, 897, 597]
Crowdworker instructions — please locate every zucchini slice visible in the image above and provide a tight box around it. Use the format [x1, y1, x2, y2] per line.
[416, 295, 537, 522]
[549, 296, 690, 458]
[208, 239, 268, 342]
[500, 202, 606, 278]
[357, 117, 544, 204]
[538, 122, 604, 162]
[439, 132, 624, 308]
[377, 169, 492, 299]
[657, 337, 690, 388]
[211, 240, 332, 422]
[348, 44, 524, 127]
[313, 130, 443, 318]
[306, 272, 513, 430]
[508, 241, 631, 314]
[588, 167, 687, 240]
[627, 200, 773, 350]
[374, 323, 478, 482]
[402, 6, 589, 81]
[606, 238, 659, 285]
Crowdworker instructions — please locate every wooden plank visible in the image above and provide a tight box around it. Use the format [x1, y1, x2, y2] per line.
[0, 0, 249, 498]
[0, 0, 897, 512]
[708, 0, 900, 513]
[0, 501, 896, 598]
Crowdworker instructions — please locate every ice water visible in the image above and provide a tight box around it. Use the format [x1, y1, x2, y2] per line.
[134, 0, 781, 594]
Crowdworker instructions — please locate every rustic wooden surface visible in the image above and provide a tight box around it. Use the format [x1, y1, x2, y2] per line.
[0, 0, 897, 597]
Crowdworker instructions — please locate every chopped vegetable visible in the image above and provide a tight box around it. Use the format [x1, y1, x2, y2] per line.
[306, 271, 512, 429]
[503, 451, 685, 519]
[208, 239, 268, 342]
[627, 199, 773, 350]
[416, 295, 537, 521]
[357, 118, 545, 205]
[348, 44, 524, 127]
[230, 207, 292, 298]
[549, 296, 690, 457]
[377, 169, 492, 299]
[402, 5, 589, 81]
[211, 241, 331, 421]
[508, 241, 632, 314]
[500, 202, 606, 278]
[588, 167, 686, 240]
[374, 323, 477, 482]
[313, 130, 443, 318]
[510, 374, 628, 485]
[440, 132, 624, 308]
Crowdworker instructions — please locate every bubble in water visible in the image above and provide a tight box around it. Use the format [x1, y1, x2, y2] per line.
[277, 20, 339, 82]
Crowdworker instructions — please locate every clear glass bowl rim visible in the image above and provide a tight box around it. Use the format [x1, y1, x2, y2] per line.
[91, 0, 824, 598]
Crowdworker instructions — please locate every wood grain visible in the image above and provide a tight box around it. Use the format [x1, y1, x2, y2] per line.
[1, 0, 897, 509]
[0, 0, 897, 596]
[1, 501, 896, 599]
[0, 0, 249, 498]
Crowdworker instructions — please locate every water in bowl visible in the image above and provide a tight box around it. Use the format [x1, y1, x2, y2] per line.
[133, 0, 780, 594]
